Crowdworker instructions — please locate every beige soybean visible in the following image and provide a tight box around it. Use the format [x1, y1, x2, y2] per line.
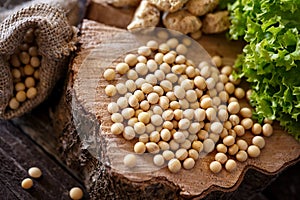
[216, 143, 227, 153]
[159, 43, 170, 54]
[183, 157, 195, 170]
[127, 69, 138, 80]
[225, 82, 235, 94]
[169, 139, 180, 151]
[236, 150, 248, 162]
[163, 121, 173, 130]
[123, 126, 136, 140]
[240, 107, 252, 118]
[236, 139, 248, 151]
[19, 51, 30, 64]
[229, 114, 240, 126]
[163, 53, 176, 64]
[252, 136, 265, 149]
[116, 62, 129, 74]
[160, 80, 173, 92]
[24, 65, 34, 76]
[175, 148, 188, 161]
[225, 159, 237, 172]
[28, 46, 38, 56]
[181, 140, 192, 150]
[105, 85, 117, 97]
[138, 46, 151, 57]
[200, 97, 212, 109]
[21, 178, 33, 189]
[175, 55, 186, 64]
[139, 134, 149, 143]
[153, 154, 165, 167]
[233, 125, 245, 137]
[228, 102, 240, 114]
[145, 74, 157, 85]
[147, 40, 159, 50]
[211, 55, 222, 67]
[247, 145, 261, 158]
[12, 69, 21, 79]
[135, 78, 146, 89]
[159, 63, 171, 74]
[153, 85, 164, 96]
[24, 77, 35, 88]
[203, 138, 215, 153]
[147, 92, 159, 104]
[262, 123, 273, 137]
[111, 123, 124, 135]
[176, 44, 187, 55]
[69, 187, 84, 200]
[134, 122, 146, 134]
[26, 87, 37, 99]
[134, 142, 146, 154]
[30, 57, 40, 68]
[228, 144, 239, 155]
[215, 152, 228, 164]
[168, 158, 181, 173]
[197, 130, 208, 140]
[234, 87, 245, 99]
[123, 154, 137, 168]
[28, 167, 42, 179]
[146, 142, 160, 154]
[107, 102, 119, 114]
[10, 54, 21, 67]
[103, 69, 116, 81]
[185, 90, 197, 102]
[252, 123, 262, 135]
[241, 118, 253, 130]
[209, 161, 222, 173]
[16, 91, 27, 102]
[163, 150, 175, 161]
[124, 54, 138, 66]
[150, 131, 160, 143]
[223, 135, 235, 146]
[188, 149, 199, 160]
[116, 83, 127, 95]
[158, 141, 170, 151]
[111, 113, 124, 123]
[128, 95, 139, 107]
[134, 90, 145, 101]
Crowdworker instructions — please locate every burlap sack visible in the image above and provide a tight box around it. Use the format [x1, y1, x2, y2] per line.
[0, 3, 78, 119]
[0, 0, 88, 26]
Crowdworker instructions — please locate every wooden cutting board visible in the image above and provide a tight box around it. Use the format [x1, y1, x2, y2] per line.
[70, 19, 300, 199]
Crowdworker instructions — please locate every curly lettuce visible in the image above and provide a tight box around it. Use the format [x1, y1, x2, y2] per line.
[229, 0, 300, 140]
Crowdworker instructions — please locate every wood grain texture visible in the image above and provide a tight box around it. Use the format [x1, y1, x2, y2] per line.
[71, 19, 300, 199]
[0, 120, 87, 200]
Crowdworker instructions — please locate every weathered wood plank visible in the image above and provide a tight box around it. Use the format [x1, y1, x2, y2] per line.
[0, 120, 87, 199]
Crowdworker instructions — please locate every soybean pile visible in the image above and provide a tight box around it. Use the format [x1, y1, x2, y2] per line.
[7, 28, 40, 110]
[103, 30, 273, 174]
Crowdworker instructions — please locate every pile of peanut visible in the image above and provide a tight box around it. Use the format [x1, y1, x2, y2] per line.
[103, 30, 273, 173]
[7, 28, 40, 110]
[109, 0, 230, 39]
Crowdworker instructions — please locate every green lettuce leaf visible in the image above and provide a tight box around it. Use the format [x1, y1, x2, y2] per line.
[229, 0, 300, 140]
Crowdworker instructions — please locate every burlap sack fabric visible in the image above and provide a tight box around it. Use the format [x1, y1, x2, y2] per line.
[0, 3, 78, 119]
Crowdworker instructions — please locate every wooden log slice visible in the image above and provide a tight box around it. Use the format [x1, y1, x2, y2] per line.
[71, 19, 300, 199]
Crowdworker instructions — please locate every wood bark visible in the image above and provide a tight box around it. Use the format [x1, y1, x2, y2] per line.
[67, 19, 300, 199]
